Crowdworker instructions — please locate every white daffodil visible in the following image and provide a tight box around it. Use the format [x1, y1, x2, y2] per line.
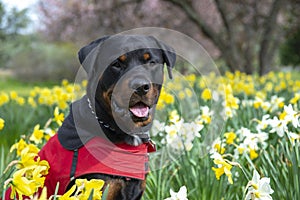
[286, 131, 300, 146]
[269, 116, 287, 137]
[269, 95, 285, 112]
[283, 104, 300, 128]
[255, 114, 271, 132]
[164, 186, 188, 200]
[151, 119, 165, 137]
[245, 170, 274, 200]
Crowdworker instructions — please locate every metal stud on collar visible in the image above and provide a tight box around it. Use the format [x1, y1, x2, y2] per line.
[87, 98, 116, 132]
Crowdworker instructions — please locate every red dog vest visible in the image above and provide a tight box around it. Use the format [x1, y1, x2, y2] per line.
[38, 134, 156, 196]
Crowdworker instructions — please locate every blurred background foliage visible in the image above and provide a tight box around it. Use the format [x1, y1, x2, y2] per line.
[0, 0, 299, 81]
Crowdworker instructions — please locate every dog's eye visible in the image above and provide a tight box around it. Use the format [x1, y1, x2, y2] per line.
[111, 60, 122, 69]
[149, 61, 156, 65]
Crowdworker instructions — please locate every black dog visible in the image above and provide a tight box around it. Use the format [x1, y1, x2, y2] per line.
[36, 35, 175, 199]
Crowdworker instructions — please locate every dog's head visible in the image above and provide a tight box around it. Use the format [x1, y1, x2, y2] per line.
[78, 35, 176, 145]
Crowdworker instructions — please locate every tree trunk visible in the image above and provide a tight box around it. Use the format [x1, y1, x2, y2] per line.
[258, 0, 284, 75]
[165, 0, 244, 73]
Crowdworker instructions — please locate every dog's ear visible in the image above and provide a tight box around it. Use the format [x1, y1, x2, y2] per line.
[162, 44, 176, 79]
[78, 36, 110, 71]
[151, 36, 176, 79]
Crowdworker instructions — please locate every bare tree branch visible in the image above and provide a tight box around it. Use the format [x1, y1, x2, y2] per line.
[163, 0, 224, 48]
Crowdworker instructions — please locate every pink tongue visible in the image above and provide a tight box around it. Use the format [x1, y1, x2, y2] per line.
[130, 104, 149, 118]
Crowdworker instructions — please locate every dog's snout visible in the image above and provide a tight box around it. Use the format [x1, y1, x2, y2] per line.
[130, 78, 151, 96]
[136, 84, 151, 96]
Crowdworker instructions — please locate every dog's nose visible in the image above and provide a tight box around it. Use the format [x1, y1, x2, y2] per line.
[136, 84, 151, 96]
[130, 79, 151, 96]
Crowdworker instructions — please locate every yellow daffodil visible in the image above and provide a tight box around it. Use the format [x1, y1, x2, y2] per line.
[169, 110, 181, 123]
[58, 179, 105, 200]
[82, 80, 88, 87]
[54, 107, 65, 126]
[28, 96, 37, 107]
[211, 156, 233, 184]
[16, 97, 25, 106]
[0, 117, 5, 131]
[10, 91, 18, 100]
[178, 91, 185, 100]
[214, 143, 226, 154]
[249, 148, 258, 160]
[75, 179, 105, 199]
[201, 88, 212, 101]
[290, 93, 300, 104]
[186, 74, 196, 86]
[58, 184, 77, 200]
[10, 139, 40, 157]
[224, 132, 236, 145]
[10, 168, 38, 200]
[30, 124, 45, 144]
[164, 93, 175, 104]
[18, 147, 38, 169]
[0, 92, 10, 106]
[33, 187, 47, 200]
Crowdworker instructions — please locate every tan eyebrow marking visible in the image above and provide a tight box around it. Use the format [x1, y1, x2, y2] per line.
[119, 54, 127, 62]
[143, 53, 151, 61]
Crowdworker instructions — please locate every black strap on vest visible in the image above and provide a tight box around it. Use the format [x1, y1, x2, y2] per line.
[70, 149, 78, 181]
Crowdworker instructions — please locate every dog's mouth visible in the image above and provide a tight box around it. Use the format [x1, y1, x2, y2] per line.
[111, 96, 153, 124]
[129, 102, 150, 120]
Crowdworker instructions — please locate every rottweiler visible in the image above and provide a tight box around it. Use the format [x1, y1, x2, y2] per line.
[6, 35, 176, 200]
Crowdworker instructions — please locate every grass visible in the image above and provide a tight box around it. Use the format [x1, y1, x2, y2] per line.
[0, 75, 58, 149]
[0, 76, 58, 96]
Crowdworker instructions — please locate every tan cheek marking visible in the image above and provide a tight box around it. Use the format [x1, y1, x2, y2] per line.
[103, 86, 114, 108]
[119, 54, 127, 62]
[135, 115, 152, 127]
[143, 53, 150, 61]
[104, 179, 125, 200]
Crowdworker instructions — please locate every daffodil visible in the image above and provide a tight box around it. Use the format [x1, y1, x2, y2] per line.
[249, 148, 258, 160]
[10, 138, 40, 157]
[224, 132, 236, 145]
[18, 147, 38, 169]
[75, 179, 105, 199]
[30, 124, 45, 144]
[57, 184, 77, 200]
[197, 106, 212, 124]
[211, 152, 233, 184]
[201, 88, 212, 101]
[33, 187, 47, 200]
[289, 93, 300, 104]
[54, 107, 65, 126]
[10, 167, 39, 200]
[245, 170, 274, 200]
[151, 120, 165, 137]
[28, 96, 37, 107]
[164, 186, 188, 200]
[16, 97, 25, 105]
[255, 115, 270, 131]
[169, 110, 181, 123]
[283, 104, 300, 128]
[0, 117, 5, 131]
[10, 91, 18, 100]
[269, 116, 287, 137]
[58, 179, 105, 200]
[0, 92, 10, 106]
